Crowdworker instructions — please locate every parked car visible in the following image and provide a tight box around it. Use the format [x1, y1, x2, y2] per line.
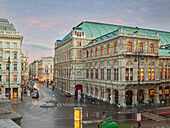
[65, 91, 71, 97]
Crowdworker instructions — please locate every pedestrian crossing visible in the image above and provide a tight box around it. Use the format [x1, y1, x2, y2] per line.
[57, 103, 86, 107]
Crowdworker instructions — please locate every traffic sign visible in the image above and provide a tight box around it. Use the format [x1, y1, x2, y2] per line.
[52, 94, 55, 96]
[136, 113, 142, 122]
[123, 99, 126, 103]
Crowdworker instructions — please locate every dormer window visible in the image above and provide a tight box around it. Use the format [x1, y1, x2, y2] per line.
[77, 32, 81, 37]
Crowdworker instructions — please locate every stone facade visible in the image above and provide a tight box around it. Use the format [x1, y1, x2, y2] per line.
[54, 22, 170, 107]
[0, 18, 23, 99]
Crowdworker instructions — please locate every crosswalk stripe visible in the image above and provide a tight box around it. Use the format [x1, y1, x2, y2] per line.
[56, 103, 86, 107]
[62, 103, 66, 106]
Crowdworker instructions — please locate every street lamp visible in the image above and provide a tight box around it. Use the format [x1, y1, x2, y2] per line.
[164, 63, 168, 105]
[134, 51, 144, 128]
[21, 66, 23, 101]
[8, 57, 11, 100]
[74, 59, 77, 100]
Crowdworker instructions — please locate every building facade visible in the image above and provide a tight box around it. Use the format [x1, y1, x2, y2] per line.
[21, 53, 29, 84]
[38, 57, 53, 82]
[0, 18, 23, 99]
[29, 60, 38, 80]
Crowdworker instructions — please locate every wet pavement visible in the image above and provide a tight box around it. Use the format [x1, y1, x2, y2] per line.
[11, 82, 170, 128]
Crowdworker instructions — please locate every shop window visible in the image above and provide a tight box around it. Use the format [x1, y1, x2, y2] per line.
[14, 75, 17, 81]
[6, 75, 9, 81]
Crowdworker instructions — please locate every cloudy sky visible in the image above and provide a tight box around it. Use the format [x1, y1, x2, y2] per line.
[0, 0, 170, 63]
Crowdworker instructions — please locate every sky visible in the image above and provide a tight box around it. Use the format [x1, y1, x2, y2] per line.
[0, 0, 170, 63]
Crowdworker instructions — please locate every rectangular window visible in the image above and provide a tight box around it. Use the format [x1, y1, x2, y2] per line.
[77, 32, 81, 37]
[148, 68, 151, 80]
[130, 68, 133, 81]
[77, 50, 81, 59]
[0, 64, 1, 70]
[138, 68, 144, 81]
[164, 68, 167, 79]
[125, 68, 129, 81]
[14, 53, 17, 59]
[168, 69, 170, 79]
[95, 69, 98, 79]
[6, 64, 9, 70]
[6, 43, 9, 48]
[14, 75, 17, 81]
[86, 51, 89, 58]
[76, 41, 81, 46]
[152, 68, 155, 80]
[14, 64, 17, 70]
[86, 69, 89, 78]
[107, 69, 111, 80]
[101, 69, 104, 80]
[0, 75, 2, 81]
[91, 49, 93, 57]
[0, 43, 2, 48]
[14, 43, 17, 49]
[6, 75, 9, 81]
[91, 69, 93, 79]
[114, 68, 119, 81]
[6, 53, 10, 59]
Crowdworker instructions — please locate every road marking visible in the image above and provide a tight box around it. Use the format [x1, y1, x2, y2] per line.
[56, 103, 86, 107]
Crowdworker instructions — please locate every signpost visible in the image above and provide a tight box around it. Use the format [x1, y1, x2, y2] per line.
[136, 113, 142, 122]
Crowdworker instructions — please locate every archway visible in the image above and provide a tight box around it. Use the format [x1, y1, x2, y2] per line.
[106, 89, 111, 102]
[149, 89, 155, 103]
[139, 90, 144, 103]
[125, 90, 133, 105]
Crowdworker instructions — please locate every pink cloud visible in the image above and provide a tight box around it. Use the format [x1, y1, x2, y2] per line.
[136, 16, 144, 23]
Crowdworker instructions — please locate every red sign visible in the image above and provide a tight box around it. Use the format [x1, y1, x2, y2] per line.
[136, 113, 142, 122]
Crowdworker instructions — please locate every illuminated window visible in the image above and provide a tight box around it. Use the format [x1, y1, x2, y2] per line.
[101, 46, 104, 55]
[164, 68, 167, 79]
[127, 42, 132, 52]
[14, 75, 17, 81]
[139, 43, 143, 52]
[77, 50, 81, 59]
[115, 43, 118, 53]
[148, 68, 151, 80]
[152, 68, 155, 80]
[137, 68, 145, 81]
[14, 64, 17, 70]
[149, 44, 153, 53]
[96, 48, 98, 56]
[91, 49, 93, 57]
[107, 45, 110, 54]
[6, 75, 9, 81]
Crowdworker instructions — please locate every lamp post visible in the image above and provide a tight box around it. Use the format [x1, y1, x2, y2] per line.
[21, 66, 23, 101]
[74, 58, 77, 100]
[165, 63, 168, 105]
[134, 51, 144, 128]
[8, 57, 11, 100]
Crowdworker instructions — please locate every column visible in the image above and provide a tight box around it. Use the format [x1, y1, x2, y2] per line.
[88, 86, 91, 96]
[132, 90, 137, 106]
[1, 88, 5, 98]
[110, 89, 114, 104]
[144, 88, 149, 103]
[154, 87, 160, 104]
[93, 86, 95, 98]
[118, 89, 126, 107]
[103, 88, 107, 101]
[97, 86, 101, 100]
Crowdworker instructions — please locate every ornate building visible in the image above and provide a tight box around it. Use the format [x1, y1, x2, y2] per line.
[0, 18, 23, 99]
[21, 53, 29, 84]
[54, 21, 170, 107]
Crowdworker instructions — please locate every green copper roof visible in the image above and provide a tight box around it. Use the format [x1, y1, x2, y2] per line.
[159, 49, 170, 56]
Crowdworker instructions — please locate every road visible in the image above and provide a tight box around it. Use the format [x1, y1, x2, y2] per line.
[12, 82, 170, 128]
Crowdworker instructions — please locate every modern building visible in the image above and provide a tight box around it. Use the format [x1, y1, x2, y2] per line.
[37, 57, 53, 82]
[0, 18, 23, 99]
[54, 21, 170, 107]
[21, 53, 29, 84]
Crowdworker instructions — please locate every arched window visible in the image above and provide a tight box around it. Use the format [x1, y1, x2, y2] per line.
[139, 43, 143, 52]
[96, 48, 98, 56]
[91, 49, 93, 57]
[101, 46, 104, 55]
[107, 45, 110, 54]
[149, 44, 153, 53]
[115, 43, 118, 53]
[127, 42, 132, 52]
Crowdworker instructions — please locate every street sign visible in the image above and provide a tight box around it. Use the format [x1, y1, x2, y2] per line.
[123, 99, 126, 104]
[52, 94, 55, 96]
[136, 113, 142, 122]
[62, 84, 64, 88]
